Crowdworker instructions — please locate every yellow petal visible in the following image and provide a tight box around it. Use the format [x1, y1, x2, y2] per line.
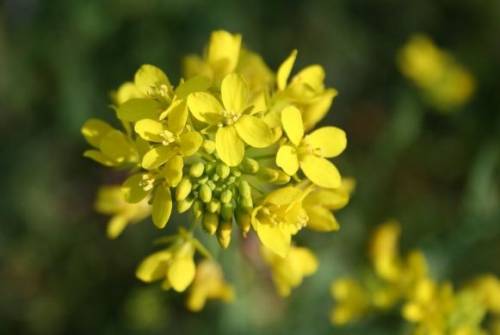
[83, 150, 115, 166]
[207, 30, 241, 75]
[295, 247, 319, 275]
[122, 173, 150, 203]
[305, 126, 347, 158]
[159, 155, 184, 187]
[254, 222, 290, 258]
[95, 186, 125, 214]
[134, 119, 166, 142]
[234, 114, 274, 148]
[142, 146, 175, 170]
[221, 73, 248, 114]
[281, 105, 304, 146]
[276, 145, 299, 175]
[300, 155, 341, 189]
[179, 131, 203, 156]
[134, 64, 172, 96]
[165, 100, 188, 134]
[152, 185, 172, 229]
[265, 186, 303, 206]
[168, 256, 196, 292]
[99, 130, 136, 162]
[305, 205, 339, 232]
[81, 118, 113, 147]
[187, 92, 224, 124]
[136, 251, 172, 282]
[277, 49, 297, 90]
[117, 98, 162, 122]
[215, 126, 244, 166]
[175, 76, 211, 99]
[302, 89, 337, 131]
[290, 65, 325, 92]
[114, 81, 142, 105]
[304, 188, 349, 210]
[107, 216, 128, 239]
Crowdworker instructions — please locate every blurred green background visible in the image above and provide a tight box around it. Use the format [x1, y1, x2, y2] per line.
[1, 0, 500, 334]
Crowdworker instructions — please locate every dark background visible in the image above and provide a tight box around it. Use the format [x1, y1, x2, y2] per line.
[1, 0, 499, 334]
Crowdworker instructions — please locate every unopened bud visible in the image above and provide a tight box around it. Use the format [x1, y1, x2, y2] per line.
[203, 140, 216, 154]
[207, 199, 221, 213]
[189, 162, 205, 178]
[221, 203, 234, 222]
[260, 168, 279, 182]
[192, 200, 204, 219]
[203, 213, 219, 235]
[238, 180, 252, 199]
[216, 163, 231, 179]
[236, 209, 251, 236]
[177, 198, 193, 213]
[242, 158, 259, 174]
[220, 189, 233, 204]
[199, 184, 212, 203]
[217, 221, 232, 249]
[275, 172, 291, 185]
[176, 178, 192, 201]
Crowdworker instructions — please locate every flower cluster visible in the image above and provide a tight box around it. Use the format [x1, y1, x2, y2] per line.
[83, 30, 351, 309]
[331, 221, 500, 334]
[398, 35, 475, 111]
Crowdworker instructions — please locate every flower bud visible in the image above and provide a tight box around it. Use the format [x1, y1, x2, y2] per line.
[236, 209, 251, 236]
[238, 180, 252, 199]
[199, 184, 212, 203]
[189, 162, 205, 178]
[177, 198, 193, 213]
[192, 200, 204, 219]
[207, 199, 221, 213]
[242, 158, 259, 174]
[260, 167, 279, 182]
[220, 189, 233, 204]
[217, 221, 232, 249]
[221, 203, 234, 222]
[176, 178, 192, 201]
[203, 212, 219, 235]
[275, 172, 291, 185]
[216, 163, 231, 179]
[203, 139, 216, 154]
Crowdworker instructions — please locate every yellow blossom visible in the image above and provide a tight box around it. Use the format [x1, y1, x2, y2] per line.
[276, 105, 346, 188]
[261, 245, 318, 297]
[95, 185, 150, 239]
[251, 186, 309, 257]
[187, 73, 274, 166]
[186, 260, 234, 311]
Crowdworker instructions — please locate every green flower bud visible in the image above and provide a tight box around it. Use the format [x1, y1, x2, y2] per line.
[217, 221, 232, 249]
[242, 158, 259, 174]
[207, 199, 221, 213]
[238, 180, 252, 199]
[199, 184, 212, 203]
[192, 200, 204, 219]
[189, 162, 205, 178]
[177, 198, 193, 213]
[203, 213, 218, 235]
[231, 169, 242, 177]
[203, 139, 216, 154]
[176, 178, 192, 201]
[207, 180, 216, 190]
[236, 209, 251, 236]
[275, 172, 291, 185]
[216, 163, 231, 179]
[220, 189, 233, 204]
[240, 196, 253, 209]
[221, 203, 234, 222]
[260, 167, 279, 182]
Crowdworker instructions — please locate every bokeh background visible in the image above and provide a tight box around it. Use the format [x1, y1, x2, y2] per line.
[1, 0, 500, 334]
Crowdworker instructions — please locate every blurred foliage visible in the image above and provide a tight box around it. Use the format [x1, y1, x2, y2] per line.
[1, 0, 500, 334]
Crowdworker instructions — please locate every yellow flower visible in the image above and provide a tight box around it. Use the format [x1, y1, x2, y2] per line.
[121, 155, 183, 229]
[330, 278, 371, 325]
[302, 178, 355, 232]
[251, 186, 309, 257]
[276, 105, 346, 188]
[468, 275, 500, 314]
[81, 118, 138, 167]
[94, 186, 150, 239]
[187, 73, 274, 166]
[261, 245, 318, 297]
[398, 35, 475, 110]
[136, 238, 196, 292]
[370, 220, 403, 282]
[183, 30, 242, 84]
[186, 260, 234, 311]
[275, 50, 338, 130]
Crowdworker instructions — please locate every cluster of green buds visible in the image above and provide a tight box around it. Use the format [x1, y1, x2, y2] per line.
[83, 30, 352, 310]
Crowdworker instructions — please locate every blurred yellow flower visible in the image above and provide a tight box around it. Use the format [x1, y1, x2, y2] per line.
[261, 245, 318, 297]
[186, 260, 234, 311]
[398, 35, 475, 110]
[95, 186, 150, 239]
